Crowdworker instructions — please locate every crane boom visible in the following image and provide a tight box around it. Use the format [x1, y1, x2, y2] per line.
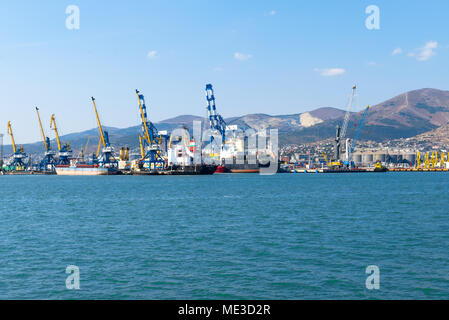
[84, 136, 91, 156]
[91, 97, 107, 148]
[341, 85, 356, 140]
[139, 135, 145, 159]
[79, 136, 91, 160]
[349, 105, 370, 154]
[205, 84, 226, 149]
[36, 107, 50, 152]
[96, 138, 102, 157]
[7, 121, 17, 153]
[50, 114, 62, 151]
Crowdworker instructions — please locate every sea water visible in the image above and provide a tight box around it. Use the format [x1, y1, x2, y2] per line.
[0, 173, 448, 299]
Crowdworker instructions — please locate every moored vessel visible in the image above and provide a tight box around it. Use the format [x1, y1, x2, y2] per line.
[55, 164, 120, 176]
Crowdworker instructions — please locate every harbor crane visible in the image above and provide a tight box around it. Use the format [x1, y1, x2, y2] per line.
[36, 107, 56, 171]
[205, 84, 227, 155]
[334, 85, 356, 163]
[6, 121, 28, 171]
[345, 105, 370, 168]
[91, 97, 117, 168]
[50, 114, 72, 165]
[135, 89, 166, 171]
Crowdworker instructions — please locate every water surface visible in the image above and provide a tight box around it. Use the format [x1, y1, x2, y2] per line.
[0, 173, 448, 299]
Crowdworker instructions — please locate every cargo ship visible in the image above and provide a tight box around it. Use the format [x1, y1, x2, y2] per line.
[55, 164, 120, 176]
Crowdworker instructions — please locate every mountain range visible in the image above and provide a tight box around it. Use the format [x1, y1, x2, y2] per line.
[2, 88, 449, 158]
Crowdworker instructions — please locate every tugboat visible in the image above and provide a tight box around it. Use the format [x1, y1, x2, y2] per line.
[374, 160, 388, 172]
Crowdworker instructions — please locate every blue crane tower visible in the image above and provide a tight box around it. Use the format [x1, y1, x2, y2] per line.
[136, 90, 166, 171]
[205, 84, 227, 152]
[6, 121, 28, 171]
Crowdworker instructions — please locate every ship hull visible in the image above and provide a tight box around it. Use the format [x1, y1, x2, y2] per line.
[166, 164, 217, 175]
[217, 161, 273, 173]
[55, 165, 119, 176]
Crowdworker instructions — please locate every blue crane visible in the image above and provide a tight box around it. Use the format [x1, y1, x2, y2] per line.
[35, 107, 56, 171]
[350, 105, 370, 154]
[91, 97, 117, 167]
[343, 105, 370, 168]
[136, 90, 166, 171]
[50, 114, 72, 165]
[205, 84, 227, 151]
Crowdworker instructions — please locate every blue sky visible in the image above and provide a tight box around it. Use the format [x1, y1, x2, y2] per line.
[0, 0, 448, 143]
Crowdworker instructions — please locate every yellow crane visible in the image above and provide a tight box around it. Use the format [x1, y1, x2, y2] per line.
[36, 107, 50, 152]
[7, 121, 18, 154]
[91, 97, 107, 149]
[136, 91, 151, 145]
[321, 152, 331, 167]
[6, 121, 26, 171]
[76, 136, 91, 162]
[35, 107, 57, 171]
[81, 136, 91, 159]
[96, 138, 102, 158]
[50, 114, 72, 165]
[50, 114, 63, 152]
[139, 135, 146, 159]
[424, 152, 430, 169]
[91, 97, 115, 166]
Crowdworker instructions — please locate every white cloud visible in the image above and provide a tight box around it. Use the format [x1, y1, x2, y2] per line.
[367, 61, 377, 66]
[392, 47, 403, 55]
[314, 68, 346, 77]
[269, 10, 276, 16]
[409, 41, 438, 61]
[234, 52, 253, 61]
[147, 50, 158, 59]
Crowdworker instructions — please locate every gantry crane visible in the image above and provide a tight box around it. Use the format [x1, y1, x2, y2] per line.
[50, 114, 72, 165]
[205, 84, 227, 156]
[6, 121, 27, 171]
[135, 89, 166, 171]
[35, 107, 56, 171]
[91, 97, 117, 167]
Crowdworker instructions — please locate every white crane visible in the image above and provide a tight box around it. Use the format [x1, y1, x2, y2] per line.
[341, 84, 357, 140]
